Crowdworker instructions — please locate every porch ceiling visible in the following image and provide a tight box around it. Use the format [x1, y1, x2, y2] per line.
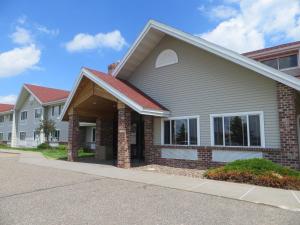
[65, 77, 118, 122]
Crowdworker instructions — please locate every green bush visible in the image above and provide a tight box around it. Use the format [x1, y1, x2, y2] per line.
[205, 158, 300, 190]
[37, 143, 51, 149]
[57, 144, 67, 150]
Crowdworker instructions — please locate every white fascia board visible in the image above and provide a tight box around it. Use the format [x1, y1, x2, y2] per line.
[42, 98, 68, 106]
[23, 85, 43, 105]
[59, 70, 85, 121]
[113, 20, 300, 91]
[14, 85, 42, 111]
[60, 68, 170, 121]
[112, 20, 153, 77]
[83, 68, 169, 117]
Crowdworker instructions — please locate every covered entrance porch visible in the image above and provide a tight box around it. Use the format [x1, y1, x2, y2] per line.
[61, 68, 169, 168]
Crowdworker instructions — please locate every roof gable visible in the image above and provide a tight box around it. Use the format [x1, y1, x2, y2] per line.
[113, 20, 300, 91]
[61, 67, 169, 120]
[24, 84, 70, 104]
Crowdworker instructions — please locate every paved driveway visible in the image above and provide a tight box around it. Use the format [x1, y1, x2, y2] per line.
[0, 153, 299, 225]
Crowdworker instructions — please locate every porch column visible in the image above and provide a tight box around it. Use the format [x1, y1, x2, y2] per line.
[144, 115, 154, 164]
[117, 102, 131, 168]
[68, 111, 80, 161]
[277, 82, 299, 169]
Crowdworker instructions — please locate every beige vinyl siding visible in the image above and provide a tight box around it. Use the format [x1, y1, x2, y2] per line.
[128, 36, 280, 148]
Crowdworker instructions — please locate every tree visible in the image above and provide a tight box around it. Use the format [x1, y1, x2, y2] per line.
[35, 119, 56, 142]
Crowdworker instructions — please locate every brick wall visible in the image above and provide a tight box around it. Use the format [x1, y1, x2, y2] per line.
[67, 112, 80, 161]
[117, 103, 131, 168]
[276, 82, 299, 169]
[144, 115, 153, 164]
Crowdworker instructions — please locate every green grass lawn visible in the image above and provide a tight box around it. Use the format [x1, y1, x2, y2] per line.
[205, 158, 300, 190]
[0, 144, 94, 160]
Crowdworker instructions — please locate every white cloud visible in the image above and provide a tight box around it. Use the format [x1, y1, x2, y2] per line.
[199, 0, 300, 53]
[10, 26, 33, 45]
[35, 24, 59, 36]
[0, 45, 41, 78]
[210, 5, 238, 20]
[0, 95, 17, 104]
[65, 30, 126, 52]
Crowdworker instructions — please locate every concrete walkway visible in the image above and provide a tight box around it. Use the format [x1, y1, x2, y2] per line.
[2, 149, 300, 212]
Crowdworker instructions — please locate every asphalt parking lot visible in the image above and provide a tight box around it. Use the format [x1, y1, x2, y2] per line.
[0, 153, 299, 225]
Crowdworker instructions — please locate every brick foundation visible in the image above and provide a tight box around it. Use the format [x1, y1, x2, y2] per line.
[68, 112, 80, 161]
[117, 103, 131, 168]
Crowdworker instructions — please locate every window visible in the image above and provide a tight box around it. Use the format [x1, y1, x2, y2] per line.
[155, 49, 178, 68]
[92, 128, 96, 142]
[33, 131, 40, 141]
[163, 116, 199, 145]
[9, 114, 13, 121]
[279, 54, 298, 69]
[262, 54, 298, 70]
[8, 133, 12, 141]
[0, 133, 3, 141]
[211, 112, 264, 147]
[51, 105, 62, 117]
[35, 108, 42, 119]
[0, 115, 4, 123]
[51, 130, 60, 141]
[19, 132, 26, 141]
[20, 111, 27, 121]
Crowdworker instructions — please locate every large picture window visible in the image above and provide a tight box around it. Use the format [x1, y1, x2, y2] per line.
[211, 112, 264, 147]
[163, 116, 199, 145]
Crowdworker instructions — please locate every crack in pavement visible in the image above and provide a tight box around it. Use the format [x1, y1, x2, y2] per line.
[0, 177, 106, 201]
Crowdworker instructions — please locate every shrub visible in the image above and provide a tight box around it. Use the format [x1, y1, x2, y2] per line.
[37, 143, 51, 149]
[57, 144, 67, 150]
[205, 159, 300, 190]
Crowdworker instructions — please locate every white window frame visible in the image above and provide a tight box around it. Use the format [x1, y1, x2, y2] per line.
[161, 115, 200, 146]
[34, 108, 43, 119]
[19, 131, 26, 141]
[51, 129, 60, 142]
[20, 111, 28, 121]
[210, 111, 265, 148]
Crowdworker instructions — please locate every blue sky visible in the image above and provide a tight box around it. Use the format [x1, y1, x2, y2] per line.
[0, 0, 300, 103]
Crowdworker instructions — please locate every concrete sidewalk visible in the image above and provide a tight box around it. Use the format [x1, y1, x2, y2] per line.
[2, 149, 300, 212]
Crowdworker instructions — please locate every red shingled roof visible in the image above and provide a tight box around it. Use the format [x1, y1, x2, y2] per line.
[0, 104, 14, 113]
[24, 84, 70, 104]
[85, 68, 167, 111]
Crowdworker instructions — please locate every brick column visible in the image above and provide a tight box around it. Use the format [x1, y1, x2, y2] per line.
[277, 82, 299, 169]
[144, 115, 153, 164]
[117, 102, 131, 168]
[68, 112, 80, 161]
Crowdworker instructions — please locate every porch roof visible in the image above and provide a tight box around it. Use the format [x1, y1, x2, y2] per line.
[61, 67, 170, 120]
